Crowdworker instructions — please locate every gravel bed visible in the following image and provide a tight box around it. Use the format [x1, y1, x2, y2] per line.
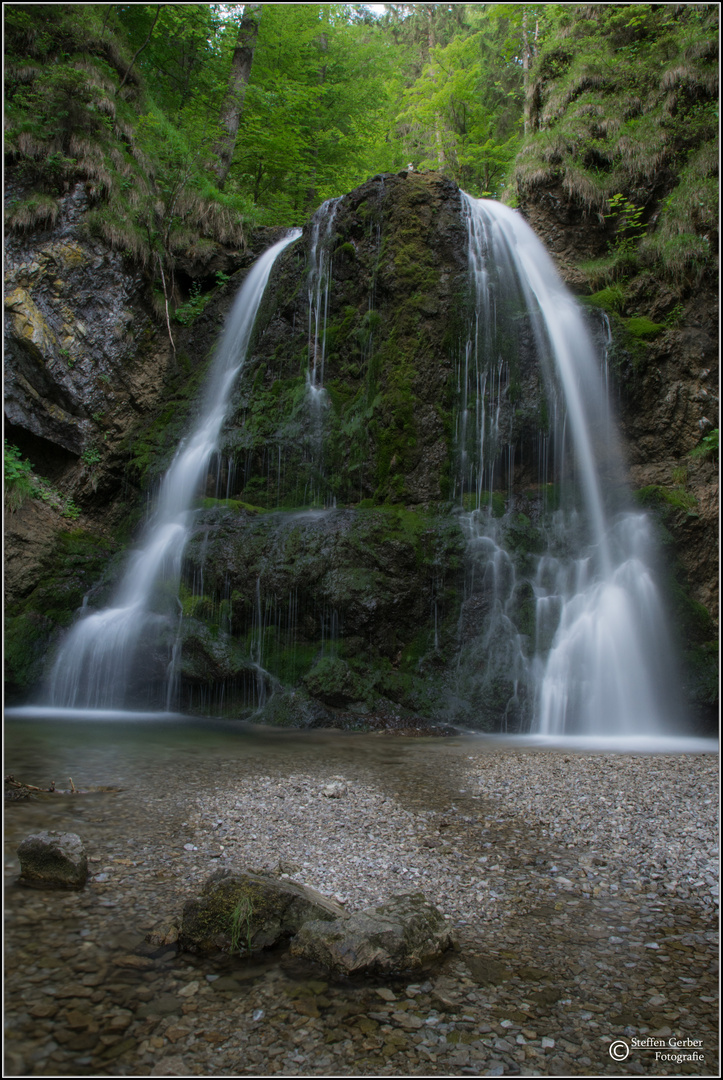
[4, 737, 719, 1078]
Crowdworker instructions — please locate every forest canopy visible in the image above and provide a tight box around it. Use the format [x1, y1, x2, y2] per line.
[5, 3, 718, 292]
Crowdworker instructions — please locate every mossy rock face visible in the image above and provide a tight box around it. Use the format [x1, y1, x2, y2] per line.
[303, 656, 372, 708]
[177, 506, 465, 720]
[216, 172, 468, 509]
[179, 870, 346, 956]
[4, 526, 116, 698]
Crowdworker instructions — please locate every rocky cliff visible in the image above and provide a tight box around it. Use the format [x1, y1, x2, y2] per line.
[4, 169, 718, 726]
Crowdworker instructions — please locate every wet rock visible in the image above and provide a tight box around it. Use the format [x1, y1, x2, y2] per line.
[289, 892, 455, 974]
[145, 922, 180, 947]
[464, 954, 512, 986]
[179, 868, 347, 955]
[17, 830, 88, 889]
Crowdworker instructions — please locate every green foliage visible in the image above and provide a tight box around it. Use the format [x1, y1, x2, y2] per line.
[688, 428, 718, 461]
[514, 4, 717, 287]
[5, 441, 80, 519]
[230, 898, 254, 955]
[81, 446, 102, 467]
[173, 280, 211, 325]
[635, 484, 698, 516]
[605, 192, 646, 255]
[4, 441, 36, 512]
[393, 9, 524, 196]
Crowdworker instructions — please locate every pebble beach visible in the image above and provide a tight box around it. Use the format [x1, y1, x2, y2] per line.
[4, 726, 719, 1078]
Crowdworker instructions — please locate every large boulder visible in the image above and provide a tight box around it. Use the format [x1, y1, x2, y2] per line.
[179, 869, 347, 955]
[289, 891, 455, 974]
[17, 830, 88, 889]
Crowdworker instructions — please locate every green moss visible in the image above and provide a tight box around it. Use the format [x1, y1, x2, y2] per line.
[684, 641, 719, 707]
[197, 497, 266, 514]
[462, 490, 506, 516]
[635, 485, 698, 516]
[4, 612, 51, 692]
[624, 316, 664, 339]
[504, 512, 545, 554]
[584, 284, 626, 314]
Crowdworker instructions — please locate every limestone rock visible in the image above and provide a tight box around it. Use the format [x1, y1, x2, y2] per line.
[17, 830, 88, 889]
[289, 891, 455, 974]
[179, 869, 346, 955]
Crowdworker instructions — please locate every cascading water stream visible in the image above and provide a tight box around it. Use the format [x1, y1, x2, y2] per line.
[306, 197, 340, 401]
[459, 194, 681, 736]
[48, 230, 301, 710]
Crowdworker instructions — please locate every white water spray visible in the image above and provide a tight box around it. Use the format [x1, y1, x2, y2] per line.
[48, 231, 301, 709]
[460, 194, 681, 736]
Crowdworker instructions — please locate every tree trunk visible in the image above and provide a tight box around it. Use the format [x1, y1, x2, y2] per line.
[211, 3, 262, 190]
[522, 6, 535, 136]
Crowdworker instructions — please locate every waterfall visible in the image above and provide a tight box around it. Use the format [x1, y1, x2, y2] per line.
[458, 194, 681, 736]
[307, 197, 340, 399]
[48, 230, 301, 710]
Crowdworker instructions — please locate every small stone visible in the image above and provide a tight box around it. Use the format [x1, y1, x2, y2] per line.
[376, 988, 397, 1002]
[64, 1009, 93, 1030]
[177, 980, 200, 998]
[55, 985, 93, 1000]
[541, 1036, 555, 1049]
[150, 1054, 196, 1076]
[107, 1011, 133, 1031]
[114, 954, 154, 969]
[164, 1025, 191, 1043]
[145, 923, 180, 947]
[28, 1002, 59, 1019]
[321, 782, 347, 798]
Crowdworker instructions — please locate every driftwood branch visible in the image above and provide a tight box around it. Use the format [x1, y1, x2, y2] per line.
[5, 775, 55, 793]
[5, 775, 123, 800]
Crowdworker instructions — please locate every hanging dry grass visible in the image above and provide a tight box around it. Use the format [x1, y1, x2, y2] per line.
[6, 194, 59, 232]
[562, 166, 609, 212]
[617, 136, 666, 180]
[684, 37, 718, 63]
[661, 64, 718, 95]
[597, 116, 622, 137]
[184, 238, 221, 261]
[16, 131, 57, 158]
[514, 164, 558, 192]
[87, 209, 150, 266]
[72, 59, 115, 94]
[113, 119, 136, 145]
[5, 63, 40, 84]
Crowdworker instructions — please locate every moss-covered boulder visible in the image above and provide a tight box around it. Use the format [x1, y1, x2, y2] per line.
[179, 869, 347, 956]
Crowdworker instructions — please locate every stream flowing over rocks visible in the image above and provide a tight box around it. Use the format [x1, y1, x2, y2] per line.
[4, 727, 718, 1078]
